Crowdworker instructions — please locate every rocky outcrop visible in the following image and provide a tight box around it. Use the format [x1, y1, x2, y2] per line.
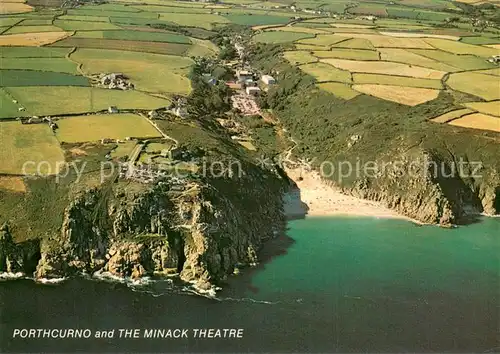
[25, 163, 287, 288]
[0, 224, 40, 275]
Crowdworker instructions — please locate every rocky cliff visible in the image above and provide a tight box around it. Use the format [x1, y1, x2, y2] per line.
[1, 161, 288, 289]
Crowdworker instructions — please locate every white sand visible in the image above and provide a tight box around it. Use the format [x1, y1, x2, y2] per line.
[286, 167, 412, 221]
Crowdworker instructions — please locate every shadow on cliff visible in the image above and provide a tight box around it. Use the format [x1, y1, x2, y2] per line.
[222, 226, 297, 296]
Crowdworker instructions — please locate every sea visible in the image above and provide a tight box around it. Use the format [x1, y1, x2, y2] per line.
[0, 216, 499, 353]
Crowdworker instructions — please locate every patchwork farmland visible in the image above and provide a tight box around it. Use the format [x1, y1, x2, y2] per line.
[255, 10, 499, 132]
[0, 0, 499, 195]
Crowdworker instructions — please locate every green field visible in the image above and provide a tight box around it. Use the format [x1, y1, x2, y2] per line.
[424, 38, 498, 57]
[66, 8, 159, 19]
[299, 62, 352, 83]
[352, 73, 443, 89]
[447, 72, 500, 101]
[253, 31, 314, 43]
[4, 86, 172, 117]
[56, 113, 162, 143]
[0, 17, 24, 27]
[0, 57, 79, 74]
[348, 3, 388, 16]
[460, 36, 500, 45]
[130, 5, 211, 13]
[0, 46, 70, 57]
[0, 121, 65, 175]
[312, 48, 379, 60]
[50, 37, 190, 55]
[378, 48, 459, 72]
[58, 15, 112, 22]
[4, 25, 62, 34]
[72, 48, 193, 94]
[317, 82, 360, 99]
[0, 70, 89, 87]
[410, 49, 497, 70]
[224, 14, 292, 26]
[283, 51, 318, 65]
[297, 34, 350, 46]
[53, 20, 122, 31]
[159, 13, 230, 29]
[73, 29, 192, 44]
[111, 141, 137, 159]
[0, 88, 22, 119]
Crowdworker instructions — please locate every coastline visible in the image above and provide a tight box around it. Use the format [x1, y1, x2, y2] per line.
[285, 167, 420, 223]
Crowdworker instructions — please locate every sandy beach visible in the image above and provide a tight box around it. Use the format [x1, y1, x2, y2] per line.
[285, 167, 413, 221]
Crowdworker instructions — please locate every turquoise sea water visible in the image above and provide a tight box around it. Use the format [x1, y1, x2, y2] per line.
[0, 216, 499, 352]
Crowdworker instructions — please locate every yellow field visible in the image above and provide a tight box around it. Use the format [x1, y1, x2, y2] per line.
[425, 38, 499, 57]
[283, 51, 318, 65]
[312, 49, 379, 60]
[474, 68, 500, 76]
[431, 108, 474, 123]
[56, 114, 162, 143]
[352, 73, 442, 89]
[0, 31, 71, 46]
[449, 113, 500, 132]
[0, 176, 26, 193]
[326, 28, 378, 34]
[299, 62, 352, 83]
[447, 72, 500, 100]
[0, 2, 33, 14]
[378, 48, 459, 72]
[0, 121, 65, 175]
[295, 44, 331, 51]
[321, 59, 447, 79]
[464, 101, 500, 117]
[317, 82, 360, 100]
[297, 34, 349, 46]
[352, 84, 440, 106]
[379, 32, 460, 41]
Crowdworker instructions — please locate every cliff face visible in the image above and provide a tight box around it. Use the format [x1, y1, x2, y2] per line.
[7, 163, 287, 288]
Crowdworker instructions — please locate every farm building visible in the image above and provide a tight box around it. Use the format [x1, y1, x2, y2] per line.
[487, 55, 500, 64]
[246, 86, 261, 96]
[261, 75, 276, 85]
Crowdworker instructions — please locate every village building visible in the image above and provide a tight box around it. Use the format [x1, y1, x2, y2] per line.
[246, 86, 261, 96]
[225, 81, 243, 90]
[236, 69, 253, 82]
[108, 106, 118, 113]
[261, 75, 276, 85]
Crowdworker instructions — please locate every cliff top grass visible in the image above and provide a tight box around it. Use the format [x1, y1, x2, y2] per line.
[0, 121, 65, 175]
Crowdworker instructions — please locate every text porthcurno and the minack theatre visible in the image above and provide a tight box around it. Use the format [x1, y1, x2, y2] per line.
[12, 328, 244, 340]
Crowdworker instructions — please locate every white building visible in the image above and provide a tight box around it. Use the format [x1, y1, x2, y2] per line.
[261, 75, 276, 85]
[246, 86, 261, 96]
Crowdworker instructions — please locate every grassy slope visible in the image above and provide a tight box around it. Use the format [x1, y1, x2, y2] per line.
[250, 44, 500, 221]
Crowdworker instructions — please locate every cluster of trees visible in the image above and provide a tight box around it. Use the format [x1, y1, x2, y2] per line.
[187, 60, 232, 116]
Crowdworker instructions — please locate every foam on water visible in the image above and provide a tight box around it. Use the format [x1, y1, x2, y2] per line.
[0, 272, 25, 280]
